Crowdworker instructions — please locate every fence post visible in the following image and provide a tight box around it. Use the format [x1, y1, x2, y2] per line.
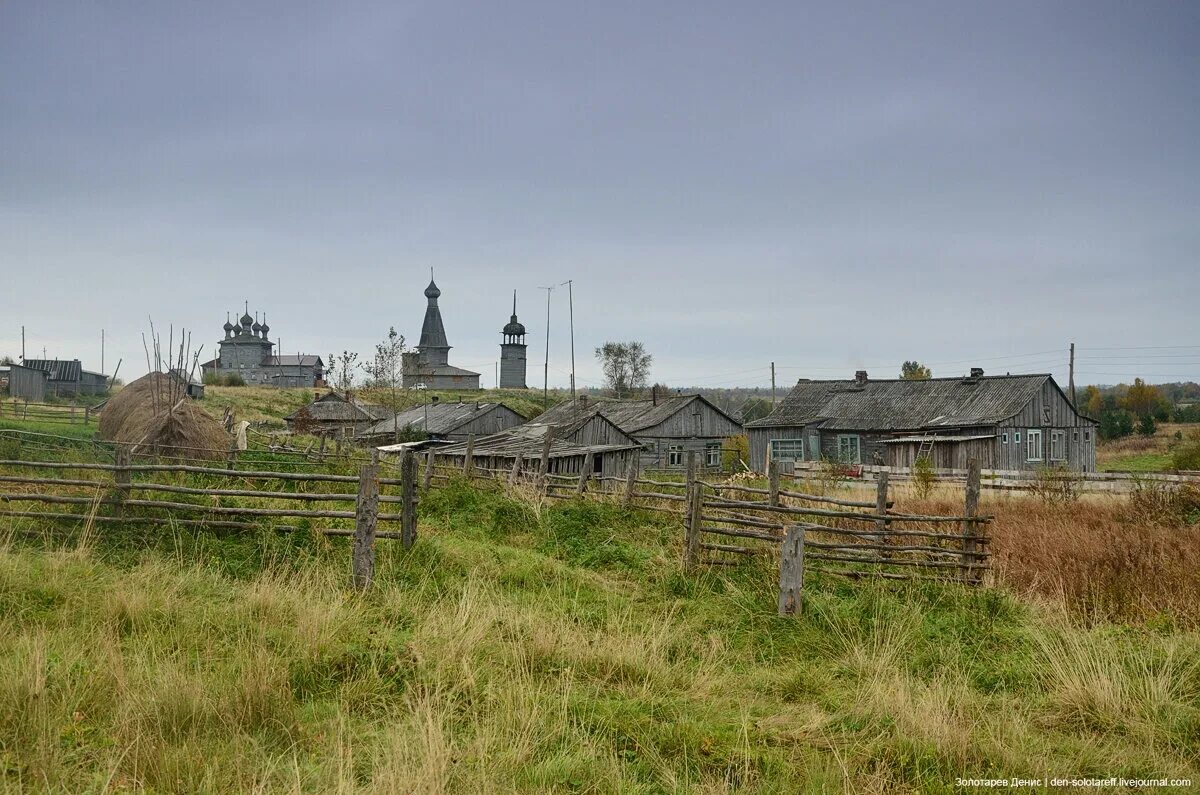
[576, 452, 593, 496]
[113, 444, 132, 516]
[961, 458, 981, 584]
[351, 449, 381, 591]
[778, 524, 805, 616]
[768, 459, 780, 507]
[508, 454, 523, 487]
[684, 478, 703, 572]
[686, 449, 697, 495]
[401, 449, 417, 550]
[84, 406, 91, 425]
[423, 450, 434, 491]
[873, 469, 890, 559]
[463, 434, 475, 477]
[623, 451, 640, 507]
[539, 428, 555, 492]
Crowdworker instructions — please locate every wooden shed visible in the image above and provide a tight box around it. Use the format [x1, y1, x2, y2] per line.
[746, 369, 1098, 473]
[358, 399, 525, 444]
[284, 391, 390, 437]
[432, 424, 641, 477]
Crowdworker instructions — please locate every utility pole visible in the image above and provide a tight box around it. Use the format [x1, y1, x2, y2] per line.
[771, 361, 776, 406]
[1068, 342, 1076, 406]
[101, 329, 105, 375]
[21, 326, 25, 362]
[539, 285, 554, 409]
[561, 279, 576, 402]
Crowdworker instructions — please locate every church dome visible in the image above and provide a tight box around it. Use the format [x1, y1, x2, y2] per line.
[252, 320, 262, 334]
[424, 279, 441, 299]
[240, 311, 253, 328]
[223, 317, 234, 334]
[503, 316, 525, 336]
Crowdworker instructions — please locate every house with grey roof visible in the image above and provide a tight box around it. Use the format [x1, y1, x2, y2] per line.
[357, 399, 525, 444]
[401, 275, 481, 390]
[746, 369, 1098, 473]
[432, 423, 642, 477]
[538, 392, 743, 471]
[283, 391, 390, 437]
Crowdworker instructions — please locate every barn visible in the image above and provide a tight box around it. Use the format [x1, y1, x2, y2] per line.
[746, 370, 1097, 473]
[15, 359, 108, 398]
[283, 392, 390, 437]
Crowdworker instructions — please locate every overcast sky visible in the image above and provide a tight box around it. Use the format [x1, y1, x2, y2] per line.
[2, 1, 1198, 389]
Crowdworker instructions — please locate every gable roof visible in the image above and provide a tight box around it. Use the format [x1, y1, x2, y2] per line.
[433, 427, 640, 461]
[267, 354, 323, 367]
[359, 401, 522, 437]
[285, 392, 389, 422]
[746, 374, 1082, 431]
[542, 394, 741, 435]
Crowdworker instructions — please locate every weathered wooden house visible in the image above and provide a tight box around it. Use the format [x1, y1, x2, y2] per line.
[17, 359, 108, 397]
[539, 393, 742, 470]
[746, 370, 1097, 472]
[432, 424, 642, 477]
[528, 398, 640, 448]
[357, 399, 525, 444]
[283, 392, 390, 437]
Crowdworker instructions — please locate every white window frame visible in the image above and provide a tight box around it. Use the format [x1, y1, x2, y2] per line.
[836, 434, 862, 464]
[1026, 429, 1043, 462]
[1050, 430, 1065, 462]
[705, 441, 721, 468]
[1014, 431, 1021, 444]
[769, 439, 804, 462]
[667, 445, 684, 467]
[1001, 432, 1008, 445]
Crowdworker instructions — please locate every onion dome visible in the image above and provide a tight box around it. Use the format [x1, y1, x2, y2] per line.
[503, 291, 525, 336]
[260, 314, 270, 338]
[223, 313, 234, 336]
[252, 313, 262, 335]
[424, 279, 441, 299]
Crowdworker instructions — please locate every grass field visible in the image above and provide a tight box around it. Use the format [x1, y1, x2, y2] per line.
[2, 479, 1198, 792]
[1098, 423, 1199, 472]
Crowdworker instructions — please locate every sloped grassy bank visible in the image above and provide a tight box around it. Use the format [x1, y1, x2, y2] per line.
[1, 480, 1197, 792]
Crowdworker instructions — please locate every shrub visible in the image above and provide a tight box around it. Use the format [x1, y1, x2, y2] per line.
[223, 373, 246, 387]
[1126, 479, 1200, 527]
[1030, 464, 1083, 505]
[720, 434, 749, 472]
[1173, 435, 1200, 472]
[202, 371, 221, 385]
[912, 456, 936, 499]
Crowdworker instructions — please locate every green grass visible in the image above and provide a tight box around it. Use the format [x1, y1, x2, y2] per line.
[1, 481, 1198, 792]
[1098, 453, 1176, 472]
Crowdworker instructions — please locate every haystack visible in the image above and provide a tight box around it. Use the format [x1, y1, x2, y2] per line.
[98, 372, 230, 460]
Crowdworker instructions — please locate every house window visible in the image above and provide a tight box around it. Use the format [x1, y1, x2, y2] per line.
[769, 439, 804, 462]
[1014, 431, 1021, 444]
[1084, 430, 1091, 442]
[1050, 430, 1065, 461]
[1026, 429, 1043, 462]
[705, 442, 721, 468]
[837, 434, 862, 464]
[1073, 430, 1079, 442]
[667, 445, 684, 467]
[1001, 432, 1008, 444]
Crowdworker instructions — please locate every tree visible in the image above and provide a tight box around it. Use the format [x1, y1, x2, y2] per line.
[362, 327, 406, 413]
[1137, 413, 1157, 438]
[900, 361, 932, 380]
[1123, 378, 1163, 418]
[1082, 385, 1103, 417]
[0, 355, 13, 366]
[328, 351, 359, 391]
[594, 341, 652, 398]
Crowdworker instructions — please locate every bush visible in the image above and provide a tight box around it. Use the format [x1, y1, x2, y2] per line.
[202, 371, 221, 385]
[912, 456, 936, 499]
[223, 373, 246, 387]
[720, 434, 749, 472]
[1173, 438, 1200, 472]
[1030, 464, 1083, 505]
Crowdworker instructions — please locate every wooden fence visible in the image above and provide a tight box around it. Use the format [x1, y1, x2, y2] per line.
[420, 445, 992, 610]
[0, 399, 100, 425]
[0, 446, 420, 590]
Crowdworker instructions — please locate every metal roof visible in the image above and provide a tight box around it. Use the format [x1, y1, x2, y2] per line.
[434, 428, 640, 461]
[407, 363, 481, 378]
[539, 393, 739, 435]
[745, 374, 1075, 431]
[267, 355, 323, 367]
[20, 359, 84, 382]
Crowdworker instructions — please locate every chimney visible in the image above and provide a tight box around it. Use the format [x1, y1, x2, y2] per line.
[854, 370, 868, 386]
[579, 394, 588, 407]
[970, 367, 984, 379]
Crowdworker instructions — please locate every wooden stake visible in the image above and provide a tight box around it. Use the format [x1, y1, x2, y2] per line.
[961, 458, 981, 584]
[401, 449, 417, 550]
[113, 445, 131, 516]
[684, 477, 703, 571]
[576, 452, 593, 496]
[539, 427, 554, 490]
[423, 450, 434, 492]
[623, 451, 640, 507]
[874, 469, 889, 558]
[768, 459, 780, 507]
[508, 454, 523, 486]
[778, 524, 805, 616]
[351, 450, 381, 591]
[463, 434, 475, 477]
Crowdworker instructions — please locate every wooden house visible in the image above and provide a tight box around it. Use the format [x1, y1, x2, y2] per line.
[746, 369, 1098, 472]
[18, 359, 108, 398]
[283, 392, 390, 437]
[432, 424, 642, 477]
[357, 399, 525, 444]
[539, 393, 742, 470]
